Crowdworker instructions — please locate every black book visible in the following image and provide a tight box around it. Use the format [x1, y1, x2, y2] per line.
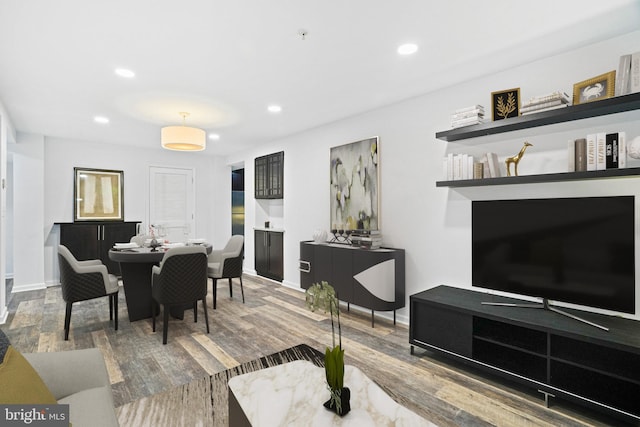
[606, 133, 619, 169]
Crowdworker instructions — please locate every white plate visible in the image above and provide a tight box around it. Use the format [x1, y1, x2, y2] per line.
[114, 242, 138, 249]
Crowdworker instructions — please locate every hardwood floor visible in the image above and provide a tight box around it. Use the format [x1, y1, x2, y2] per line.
[2, 275, 627, 426]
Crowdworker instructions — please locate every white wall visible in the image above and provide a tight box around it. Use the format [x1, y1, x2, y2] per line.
[11, 133, 45, 290]
[231, 30, 640, 323]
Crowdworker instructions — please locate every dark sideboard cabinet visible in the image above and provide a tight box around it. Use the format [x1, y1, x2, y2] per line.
[255, 151, 284, 199]
[58, 222, 140, 275]
[299, 241, 405, 326]
[410, 285, 640, 423]
[255, 229, 283, 281]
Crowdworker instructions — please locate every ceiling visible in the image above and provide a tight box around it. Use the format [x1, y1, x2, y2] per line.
[1, 1, 638, 156]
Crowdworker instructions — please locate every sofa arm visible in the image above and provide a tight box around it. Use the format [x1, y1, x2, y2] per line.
[22, 348, 112, 401]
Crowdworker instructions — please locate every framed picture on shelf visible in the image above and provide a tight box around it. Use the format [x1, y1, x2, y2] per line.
[73, 167, 124, 221]
[491, 88, 520, 121]
[573, 70, 616, 105]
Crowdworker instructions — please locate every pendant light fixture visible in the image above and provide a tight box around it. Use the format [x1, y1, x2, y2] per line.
[161, 112, 206, 151]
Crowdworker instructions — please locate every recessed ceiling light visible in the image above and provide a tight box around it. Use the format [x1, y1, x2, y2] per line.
[397, 43, 418, 55]
[115, 68, 135, 78]
[267, 105, 282, 113]
[94, 116, 109, 124]
[208, 133, 220, 140]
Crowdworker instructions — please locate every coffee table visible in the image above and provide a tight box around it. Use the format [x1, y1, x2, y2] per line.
[228, 360, 436, 426]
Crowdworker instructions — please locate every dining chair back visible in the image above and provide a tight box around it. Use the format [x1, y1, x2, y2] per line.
[208, 235, 245, 309]
[151, 246, 209, 344]
[58, 245, 119, 340]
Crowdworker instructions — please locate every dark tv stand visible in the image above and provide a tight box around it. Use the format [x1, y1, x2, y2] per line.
[482, 297, 609, 331]
[410, 285, 640, 423]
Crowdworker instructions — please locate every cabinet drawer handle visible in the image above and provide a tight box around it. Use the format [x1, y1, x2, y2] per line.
[298, 260, 311, 273]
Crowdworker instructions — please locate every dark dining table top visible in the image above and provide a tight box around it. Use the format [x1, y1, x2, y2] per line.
[108, 244, 212, 263]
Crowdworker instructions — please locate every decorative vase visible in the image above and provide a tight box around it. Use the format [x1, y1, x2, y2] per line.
[627, 136, 640, 159]
[149, 238, 160, 251]
[323, 387, 351, 416]
[313, 229, 328, 244]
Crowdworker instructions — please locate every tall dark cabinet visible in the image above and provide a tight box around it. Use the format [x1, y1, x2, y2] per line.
[255, 229, 283, 281]
[255, 151, 284, 199]
[58, 222, 139, 275]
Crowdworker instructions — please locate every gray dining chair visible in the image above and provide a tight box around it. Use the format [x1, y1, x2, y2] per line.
[58, 245, 119, 340]
[208, 235, 244, 309]
[151, 246, 209, 344]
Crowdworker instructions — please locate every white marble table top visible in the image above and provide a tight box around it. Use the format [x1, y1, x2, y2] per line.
[228, 360, 436, 426]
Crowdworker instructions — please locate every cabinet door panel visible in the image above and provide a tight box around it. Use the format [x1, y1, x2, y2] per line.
[268, 231, 283, 281]
[60, 223, 100, 261]
[411, 303, 472, 357]
[299, 242, 314, 289]
[331, 247, 353, 302]
[254, 156, 268, 198]
[254, 230, 269, 274]
[314, 245, 333, 284]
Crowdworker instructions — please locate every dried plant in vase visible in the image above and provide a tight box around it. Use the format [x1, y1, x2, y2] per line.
[305, 281, 350, 416]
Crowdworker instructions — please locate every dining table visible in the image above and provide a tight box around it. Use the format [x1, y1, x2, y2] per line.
[108, 244, 212, 322]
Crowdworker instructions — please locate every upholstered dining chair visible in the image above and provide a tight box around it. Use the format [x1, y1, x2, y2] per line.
[208, 235, 244, 309]
[57, 245, 119, 341]
[151, 246, 209, 344]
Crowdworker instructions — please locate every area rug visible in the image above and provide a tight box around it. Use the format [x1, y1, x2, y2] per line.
[116, 344, 324, 427]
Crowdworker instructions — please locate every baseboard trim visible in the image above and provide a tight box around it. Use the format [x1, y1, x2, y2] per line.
[11, 282, 46, 293]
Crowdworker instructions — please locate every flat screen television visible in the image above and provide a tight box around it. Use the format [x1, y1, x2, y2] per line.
[472, 196, 635, 314]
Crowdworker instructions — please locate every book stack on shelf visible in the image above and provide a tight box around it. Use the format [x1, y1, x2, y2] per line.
[568, 131, 626, 172]
[350, 230, 382, 250]
[450, 105, 484, 128]
[442, 152, 502, 180]
[521, 91, 570, 116]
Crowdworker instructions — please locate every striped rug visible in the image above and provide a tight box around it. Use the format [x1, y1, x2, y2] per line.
[116, 344, 324, 427]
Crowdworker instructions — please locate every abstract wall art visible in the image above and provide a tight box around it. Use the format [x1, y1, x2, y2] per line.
[330, 136, 379, 231]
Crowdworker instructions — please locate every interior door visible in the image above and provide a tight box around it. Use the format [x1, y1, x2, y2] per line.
[149, 167, 195, 243]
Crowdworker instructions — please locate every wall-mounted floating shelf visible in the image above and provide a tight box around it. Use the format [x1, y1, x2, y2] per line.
[435, 92, 640, 142]
[436, 167, 640, 188]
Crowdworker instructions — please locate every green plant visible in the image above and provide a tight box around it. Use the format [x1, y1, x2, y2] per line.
[305, 281, 346, 414]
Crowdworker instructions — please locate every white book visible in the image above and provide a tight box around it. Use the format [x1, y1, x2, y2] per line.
[521, 99, 568, 112]
[467, 155, 474, 180]
[452, 116, 484, 126]
[567, 139, 575, 172]
[451, 109, 484, 120]
[521, 104, 569, 115]
[447, 153, 454, 180]
[487, 152, 501, 178]
[586, 134, 596, 171]
[596, 133, 607, 170]
[462, 154, 470, 179]
[616, 54, 632, 96]
[619, 131, 627, 169]
[481, 154, 490, 178]
[454, 105, 484, 114]
[631, 51, 640, 93]
[527, 91, 570, 104]
[453, 155, 462, 180]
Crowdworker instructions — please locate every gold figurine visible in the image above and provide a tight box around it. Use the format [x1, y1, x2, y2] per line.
[505, 142, 533, 176]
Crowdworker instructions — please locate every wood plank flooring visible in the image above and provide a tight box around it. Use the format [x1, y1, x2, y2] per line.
[2, 276, 628, 426]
